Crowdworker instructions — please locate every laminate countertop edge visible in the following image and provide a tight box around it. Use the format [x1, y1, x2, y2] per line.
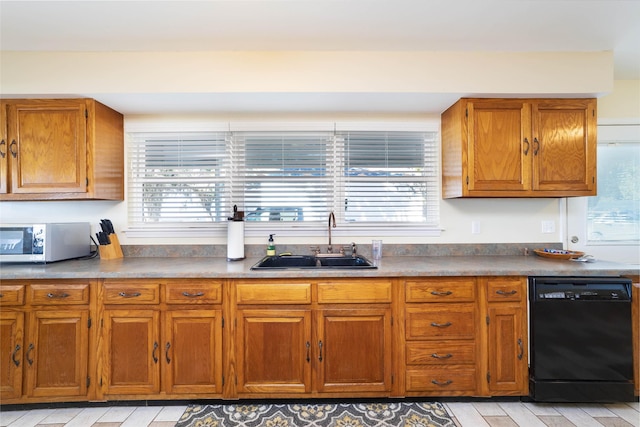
[1, 256, 638, 280]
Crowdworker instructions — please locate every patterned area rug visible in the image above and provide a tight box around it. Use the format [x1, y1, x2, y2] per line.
[174, 401, 456, 427]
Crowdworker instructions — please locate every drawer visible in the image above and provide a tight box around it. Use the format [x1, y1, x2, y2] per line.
[406, 304, 475, 340]
[406, 278, 476, 302]
[486, 278, 525, 302]
[0, 285, 25, 306]
[406, 341, 475, 365]
[406, 367, 477, 393]
[317, 280, 392, 303]
[103, 282, 160, 304]
[236, 283, 311, 305]
[29, 283, 89, 305]
[166, 282, 222, 304]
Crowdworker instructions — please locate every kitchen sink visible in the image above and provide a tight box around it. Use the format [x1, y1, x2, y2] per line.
[250, 254, 377, 270]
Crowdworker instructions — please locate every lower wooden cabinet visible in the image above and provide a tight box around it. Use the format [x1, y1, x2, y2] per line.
[99, 280, 223, 399]
[0, 280, 91, 403]
[233, 279, 393, 397]
[482, 277, 528, 396]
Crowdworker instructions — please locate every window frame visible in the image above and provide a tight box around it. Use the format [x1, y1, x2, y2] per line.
[124, 120, 441, 239]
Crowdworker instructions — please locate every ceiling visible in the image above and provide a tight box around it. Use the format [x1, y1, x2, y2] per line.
[1, 0, 639, 114]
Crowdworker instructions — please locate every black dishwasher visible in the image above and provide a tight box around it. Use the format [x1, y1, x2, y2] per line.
[528, 276, 634, 402]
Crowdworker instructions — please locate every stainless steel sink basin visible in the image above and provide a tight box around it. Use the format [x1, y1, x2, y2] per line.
[250, 255, 377, 270]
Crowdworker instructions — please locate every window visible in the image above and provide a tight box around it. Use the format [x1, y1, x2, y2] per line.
[587, 140, 640, 243]
[127, 123, 440, 236]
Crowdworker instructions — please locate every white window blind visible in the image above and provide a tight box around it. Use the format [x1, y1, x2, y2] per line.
[127, 125, 440, 235]
[233, 132, 333, 223]
[128, 132, 230, 225]
[339, 131, 439, 225]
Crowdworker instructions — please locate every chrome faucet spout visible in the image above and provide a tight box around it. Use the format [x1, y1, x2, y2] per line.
[327, 211, 336, 253]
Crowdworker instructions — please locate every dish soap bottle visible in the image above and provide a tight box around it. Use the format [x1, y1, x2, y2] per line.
[267, 234, 276, 256]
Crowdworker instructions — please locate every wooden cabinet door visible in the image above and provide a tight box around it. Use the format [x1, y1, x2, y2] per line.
[6, 99, 87, 194]
[316, 308, 392, 393]
[236, 309, 312, 394]
[466, 100, 532, 193]
[486, 304, 527, 395]
[532, 99, 596, 193]
[0, 311, 24, 399]
[103, 309, 160, 395]
[0, 101, 8, 194]
[24, 310, 89, 398]
[163, 309, 222, 395]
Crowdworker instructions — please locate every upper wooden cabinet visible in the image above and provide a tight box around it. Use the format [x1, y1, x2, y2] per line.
[441, 98, 597, 198]
[0, 98, 124, 200]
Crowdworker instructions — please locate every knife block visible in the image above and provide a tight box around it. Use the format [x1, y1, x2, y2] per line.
[99, 234, 124, 260]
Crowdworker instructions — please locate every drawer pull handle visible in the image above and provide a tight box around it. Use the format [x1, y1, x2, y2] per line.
[430, 322, 452, 328]
[165, 342, 171, 364]
[430, 290, 452, 296]
[119, 292, 141, 298]
[152, 342, 159, 363]
[47, 292, 70, 299]
[318, 340, 323, 362]
[182, 291, 205, 297]
[431, 379, 453, 386]
[0, 139, 5, 158]
[26, 343, 34, 366]
[517, 338, 524, 360]
[431, 353, 453, 359]
[496, 290, 517, 296]
[0, 293, 4, 298]
[12, 344, 21, 367]
[306, 341, 311, 363]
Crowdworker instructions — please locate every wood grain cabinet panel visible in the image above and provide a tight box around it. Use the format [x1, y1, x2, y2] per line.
[0, 284, 25, 306]
[0, 311, 24, 399]
[405, 305, 475, 340]
[441, 98, 596, 198]
[0, 98, 124, 200]
[29, 284, 89, 305]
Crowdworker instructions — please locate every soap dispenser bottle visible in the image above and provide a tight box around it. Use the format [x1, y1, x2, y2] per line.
[267, 234, 276, 256]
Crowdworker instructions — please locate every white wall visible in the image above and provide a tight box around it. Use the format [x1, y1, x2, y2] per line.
[1, 50, 633, 247]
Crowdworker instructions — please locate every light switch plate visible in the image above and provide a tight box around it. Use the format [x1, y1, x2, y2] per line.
[541, 220, 555, 233]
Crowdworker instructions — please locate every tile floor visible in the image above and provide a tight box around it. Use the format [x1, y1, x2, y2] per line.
[0, 401, 638, 427]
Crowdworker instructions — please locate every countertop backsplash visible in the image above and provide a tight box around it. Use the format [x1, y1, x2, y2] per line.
[121, 243, 563, 258]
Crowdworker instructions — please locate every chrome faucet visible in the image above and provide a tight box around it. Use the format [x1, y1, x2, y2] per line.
[327, 211, 336, 253]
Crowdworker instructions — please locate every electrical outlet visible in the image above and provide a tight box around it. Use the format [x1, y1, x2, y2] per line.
[471, 221, 480, 234]
[541, 220, 555, 234]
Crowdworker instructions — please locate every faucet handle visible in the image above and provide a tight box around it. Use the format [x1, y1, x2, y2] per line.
[309, 246, 320, 255]
[351, 242, 357, 256]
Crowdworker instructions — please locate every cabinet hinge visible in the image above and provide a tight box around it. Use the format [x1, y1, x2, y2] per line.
[390, 316, 393, 326]
[100, 378, 103, 386]
[87, 376, 90, 388]
[466, 176, 469, 185]
[101, 318, 104, 328]
[391, 374, 394, 385]
[85, 109, 88, 119]
[592, 109, 595, 117]
[486, 372, 491, 383]
[222, 317, 224, 328]
[235, 376, 238, 385]
[86, 177, 89, 187]
[222, 375, 224, 386]
[486, 316, 490, 325]
[88, 318, 92, 329]
[465, 108, 468, 118]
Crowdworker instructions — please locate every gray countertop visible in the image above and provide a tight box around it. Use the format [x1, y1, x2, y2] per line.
[1, 255, 638, 280]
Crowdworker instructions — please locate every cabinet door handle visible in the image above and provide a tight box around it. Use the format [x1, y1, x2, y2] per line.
[517, 338, 524, 360]
[165, 342, 171, 364]
[26, 343, 34, 366]
[152, 342, 159, 363]
[47, 292, 70, 299]
[182, 291, 205, 297]
[430, 290, 452, 296]
[533, 137, 540, 155]
[431, 379, 453, 386]
[496, 290, 517, 296]
[523, 137, 530, 155]
[12, 344, 21, 367]
[118, 291, 141, 298]
[306, 341, 310, 363]
[0, 140, 5, 159]
[431, 353, 453, 359]
[9, 140, 17, 158]
[318, 340, 323, 362]
[430, 322, 452, 328]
